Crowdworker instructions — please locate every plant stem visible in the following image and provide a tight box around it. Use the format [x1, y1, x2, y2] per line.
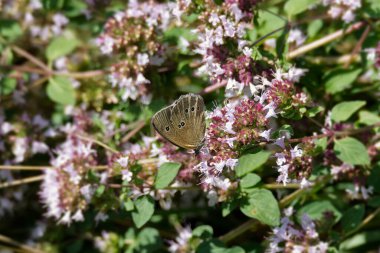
[75, 134, 119, 154]
[287, 21, 364, 59]
[343, 207, 380, 239]
[288, 122, 380, 144]
[0, 234, 45, 253]
[264, 183, 300, 189]
[120, 120, 146, 143]
[10, 46, 51, 73]
[0, 175, 43, 189]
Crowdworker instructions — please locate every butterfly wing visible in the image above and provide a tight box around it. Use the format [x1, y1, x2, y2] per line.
[151, 94, 206, 150]
[169, 94, 206, 149]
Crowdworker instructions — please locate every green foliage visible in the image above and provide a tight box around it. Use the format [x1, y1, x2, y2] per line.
[331, 101, 366, 122]
[131, 195, 155, 228]
[324, 69, 362, 94]
[0, 20, 22, 41]
[334, 137, 370, 166]
[239, 173, 261, 189]
[196, 239, 245, 253]
[154, 162, 181, 189]
[46, 36, 79, 62]
[284, 0, 318, 16]
[297, 200, 342, 224]
[46, 76, 76, 105]
[235, 151, 271, 177]
[341, 204, 365, 233]
[240, 188, 280, 226]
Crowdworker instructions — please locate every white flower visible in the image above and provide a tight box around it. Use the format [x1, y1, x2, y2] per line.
[13, 137, 28, 163]
[290, 145, 303, 158]
[1, 122, 13, 134]
[121, 170, 133, 182]
[274, 137, 285, 149]
[260, 129, 271, 141]
[209, 13, 220, 26]
[95, 212, 109, 223]
[136, 73, 150, 85]
[98, 35, 114, 55]
[300, 178, 312, 188]
[226, 158, 238, 168]
[116, 156, 129, 168]
[225, 78, 244, 97]
[224, 121, 236, 134]
[72, 210, 84, 222]
[242, 47, 252, 57]
[287, 29, 306, 46]
[284, 67, 308, 83]
[207, 190, 218, 206]
[223, 19, 236, 37]
[265, 108, 277, 119]
[137, 53, 149, 66]
[32, 141, 49, 154]
[230, 3, 244, 22]
[214, 161, 226, 173]
[168, 226, 192, 253]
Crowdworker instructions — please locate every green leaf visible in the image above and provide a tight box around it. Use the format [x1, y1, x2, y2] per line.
[124, 198, 135, 211]
[154, 162, 181, 189]
[256, 9, 286, 37]
[46, 76, 76, 105]
[297, 200, 342, 224]
[240, 173, 261, 189]
[340, 230, 380, 250]
[131, 195, 155, 228]
[307, 19, 323, 38]
[368, 163, 380, 193]
[341, 204, 365, 233]
[325, 69, 361, 94]
[284, 0, 318, 16]
[368, 196, 380, 207]
[358, 111, 380, 125]
[235, 151, 271, 177]
[240, 188, 280, 226]
[135, 228, 162, 253]
[42, 0, 65, 10]
[95, 185, 105, 197]
[0, 20, 22, 41]
[0, 76, 17, 95]
[306, 106, 324, 117]
[46, 36, 79, 62]
[272, 125, 293, 139]
[192, 225, 213, 239]
[331, 101, 366, 122]
[222, 199, 238, 217]
[334, 137, 370, 166]
[196, 239, 245, 253]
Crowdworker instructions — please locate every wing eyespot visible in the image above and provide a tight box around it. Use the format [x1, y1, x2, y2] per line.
[185, 108, 189, 113]
[181, 121, 185, 126]
[178, 124, 181, 128]
[191, 107, 195, 111]
[165, 126, 170, 131]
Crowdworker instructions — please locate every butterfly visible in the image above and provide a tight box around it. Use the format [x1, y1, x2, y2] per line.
[151, 93, 206, 153]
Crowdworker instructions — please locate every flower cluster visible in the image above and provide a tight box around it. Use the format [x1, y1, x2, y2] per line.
[322, 0, 362, 23]
[192, 0, 264, 97]
[108, 136, 199, 210]
[3, 0, 68, 41]
[168, 225, 193, 253]
[275, 143, 313, 187]
[40, 111, 98, 224]
[268, 207, 329, 253]
[96, 0, 175, 104]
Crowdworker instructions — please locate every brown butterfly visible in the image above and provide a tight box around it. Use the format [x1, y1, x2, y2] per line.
[151, 94, 206, 153]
